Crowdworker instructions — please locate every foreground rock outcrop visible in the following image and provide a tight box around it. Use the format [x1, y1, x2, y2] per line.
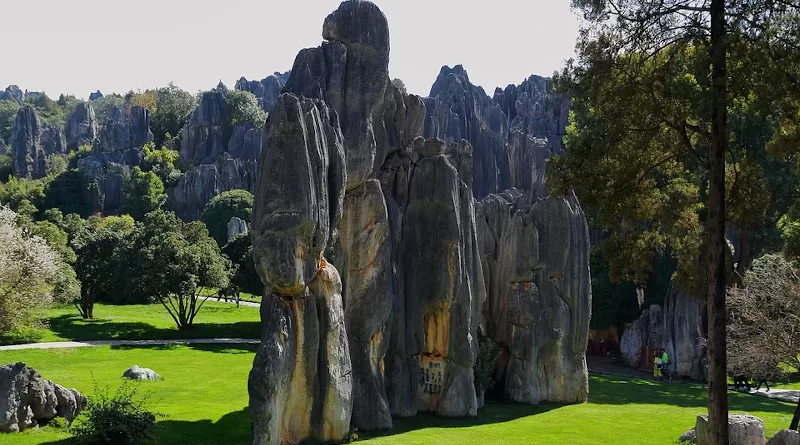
[696, 414, 766, 445]
[248, 1, 590, 444]
[620, 288, 706, 379]
[477, 189, 591, 403]
[0, 362, 86, 433]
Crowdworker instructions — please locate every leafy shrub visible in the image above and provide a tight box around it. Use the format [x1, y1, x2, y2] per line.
[71, 380, 162, 445]
[474, 336, 500, 396]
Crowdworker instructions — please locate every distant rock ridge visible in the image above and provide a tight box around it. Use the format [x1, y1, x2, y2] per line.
[11, 105, 46, 179]
[424, 65, 569, 200]
[235, 71, 290, 114]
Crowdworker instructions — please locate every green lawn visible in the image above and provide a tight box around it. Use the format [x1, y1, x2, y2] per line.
[0, 302, 261, 345]
[0, 345, 796, 445]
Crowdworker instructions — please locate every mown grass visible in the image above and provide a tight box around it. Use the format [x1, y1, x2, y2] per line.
[0, 302, 261, 345]
[0, 345, 796, 445]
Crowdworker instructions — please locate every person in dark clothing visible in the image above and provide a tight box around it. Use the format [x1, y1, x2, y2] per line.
[733, 374, 751, 392]
[755, 364, 771, 392]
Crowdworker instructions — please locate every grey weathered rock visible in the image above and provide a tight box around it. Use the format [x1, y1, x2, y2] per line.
[249, 92, 348, 444]
[681, 427, 698, 444]
[476, 190, 591, 404]
[180, 91, 228, 165]
[336, 178, 392, 430]
[122, 365, 161, 381]
[619, 287, 705, 380]
[620, 310, 649, 368]
[249, 2, 590, 443]
[663, 288, 706, 380]
[251, 93, 345, 296]
[89, 90, 103, 101]
[424, 67, 569, 200]
[378, 138, 484, 418]
[235, 72, 289, 113]
[11, 105, 46, 179]
[167, 159, 258, 221]
[95, 104, 153, 153]
[768, 429, 800, 445]
[1, 85, 23, 103]
[227, 124, 262, 161]
[41, 124, 67, 155]
[696, 414, 766, 445]
[0, 139, 7, 156]
[0, 362, 87, 433]
[65, 102, 98, 150]
[227, 217, 248, 243]
[78, 148, 144, 211]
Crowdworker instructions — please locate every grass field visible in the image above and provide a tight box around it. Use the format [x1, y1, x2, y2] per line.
[0, 302, 261, 345]
[1, 345, 796, 445]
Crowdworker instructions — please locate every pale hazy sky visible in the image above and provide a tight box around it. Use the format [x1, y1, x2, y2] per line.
[0, 0, 579, 99]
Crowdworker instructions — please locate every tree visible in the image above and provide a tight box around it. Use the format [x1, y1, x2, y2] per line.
[0, 206, 59, 332]
[90, 94, 125, 122]
[137, 212, 230, 329]
[200, 189, 253, 246]
[151, 83, 197, 146]
[0, 155, 11, 183]
[224, 90, 267, 128]
[727, 254, 800, 430]
[0, 99, 21, 143]
[24, 92, 64, 128]
[142, 142, 181, 187]
[72, 216, 135, 318]
[222, 233, 262, 296]
[0, 176, 46, 212]
[43, 169, 99, 218]
[128, 90, 157, 113]
[559, 1, 800, 442]
[122, 167, 166, 220]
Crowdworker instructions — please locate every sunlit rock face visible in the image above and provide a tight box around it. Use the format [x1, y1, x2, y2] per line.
[248, 1, 591, 444]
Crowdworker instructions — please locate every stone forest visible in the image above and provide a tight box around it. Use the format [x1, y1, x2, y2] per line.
[2, 1, 800, 445]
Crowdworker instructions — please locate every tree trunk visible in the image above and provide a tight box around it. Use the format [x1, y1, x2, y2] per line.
[790, 397, 800, 430]
[708, 0, 729, 443]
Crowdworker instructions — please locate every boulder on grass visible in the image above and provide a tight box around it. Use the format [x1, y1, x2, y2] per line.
[680, 427, 697, 443]
[0, 362, 87, 432]
[122, 365, 161, 381]
[696, 414, 766, 445]
[768, 429, 800, 445]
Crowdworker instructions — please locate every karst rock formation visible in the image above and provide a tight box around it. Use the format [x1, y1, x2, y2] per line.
[248, 1, 591, 444]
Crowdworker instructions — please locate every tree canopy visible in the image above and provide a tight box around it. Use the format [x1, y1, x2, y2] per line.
[200, 189, 253, 246]
[122, 167, 167, 220]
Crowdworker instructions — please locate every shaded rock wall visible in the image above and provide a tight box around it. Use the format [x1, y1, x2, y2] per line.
[11, 105, 46, 179]
[619, 288, 706, 380]
[476, 189, 590, 404]
[65, 102, 98, 150]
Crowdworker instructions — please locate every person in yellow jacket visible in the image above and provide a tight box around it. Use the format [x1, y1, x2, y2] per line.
[653, 351, 662, 380]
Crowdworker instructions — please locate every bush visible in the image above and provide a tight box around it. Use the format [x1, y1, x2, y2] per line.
[474, 336, 500, 396]
[71, 380, 162, 445]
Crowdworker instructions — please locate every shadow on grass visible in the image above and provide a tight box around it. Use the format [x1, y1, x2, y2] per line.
[45, 314, 260, 343]
[37, 408, 252, 445]
[109, 343, 259, 354]
[590, 374, 795, 414]
[359, 402, 563, 440]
